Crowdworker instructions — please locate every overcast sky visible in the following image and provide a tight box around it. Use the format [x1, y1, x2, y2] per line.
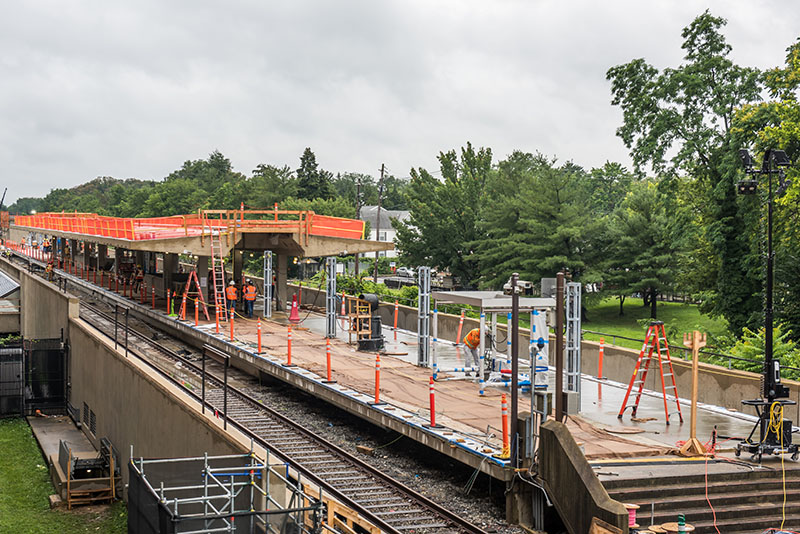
[1, 1, 798, 204]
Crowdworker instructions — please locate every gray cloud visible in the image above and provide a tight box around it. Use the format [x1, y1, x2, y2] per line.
[1, 0, 798, 203]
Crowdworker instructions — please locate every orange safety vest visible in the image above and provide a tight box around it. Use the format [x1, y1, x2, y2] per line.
[244, 285, 257, 301]
[225, 286, 238, 300]
[464, 328, 481, 349]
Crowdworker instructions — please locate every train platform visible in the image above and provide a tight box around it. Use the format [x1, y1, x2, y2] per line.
[9, 244, 761, 481]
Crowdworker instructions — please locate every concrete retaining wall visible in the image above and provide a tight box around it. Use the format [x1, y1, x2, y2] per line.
[68, 317, 250, 491]
[539, 420, 628, 534]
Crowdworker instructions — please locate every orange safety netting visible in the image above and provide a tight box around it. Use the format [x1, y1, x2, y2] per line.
[14, 211, 366, 242]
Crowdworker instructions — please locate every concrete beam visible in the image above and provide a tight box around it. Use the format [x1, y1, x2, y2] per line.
[163, 253, 178, 294]
[197, 255, 209, 303]
[276, 254, 287, 311]
[12, 225, 392, 261]
[97, 244, 108, 270]
[233, 250, 243, 286]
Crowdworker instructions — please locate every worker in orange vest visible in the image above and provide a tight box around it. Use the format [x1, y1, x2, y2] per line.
[243, 279, 257, 318]
[225, 281, 238, 314]
[463, 327, 490, 367]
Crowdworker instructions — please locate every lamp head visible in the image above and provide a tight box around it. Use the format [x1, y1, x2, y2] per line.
[739, 149, 755, 170]
[771, 149, 791, 168]
[737, 180, 758, 195]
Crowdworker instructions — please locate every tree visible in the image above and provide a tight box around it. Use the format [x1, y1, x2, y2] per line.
[588, 161, 636, 215]
[607, 10, 762, 335]
[734, 39, 800, 339]
[473, 151, 598, 289]
[603, 181, 677, 319]
[393, 143, 492, 286]
[296, 148, 334, 200]
[247, 164, 297, 208]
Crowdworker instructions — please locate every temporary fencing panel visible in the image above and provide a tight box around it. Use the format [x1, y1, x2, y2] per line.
[23, 338, 67, 415]
[0, 344, 23, 417]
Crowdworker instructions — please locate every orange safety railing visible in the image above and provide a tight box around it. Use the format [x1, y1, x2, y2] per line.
[13, 210, 366, 243]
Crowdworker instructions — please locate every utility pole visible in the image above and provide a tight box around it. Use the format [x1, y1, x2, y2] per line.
[355, 177, 362, 277]
[373, 164, 385, 283]
[510, 273, 520, 468]
[555, 272, 565, 422]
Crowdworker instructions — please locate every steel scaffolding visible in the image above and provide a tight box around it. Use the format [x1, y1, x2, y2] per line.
[128, 446, 322, 534]
[417, 266, 431, 367]
[565, 281, 582, 411]
[325, 257, 337, 339]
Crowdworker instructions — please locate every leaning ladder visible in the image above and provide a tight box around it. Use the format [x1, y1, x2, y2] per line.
[617, 321, 683, 424]
[210, 230, 227, 322]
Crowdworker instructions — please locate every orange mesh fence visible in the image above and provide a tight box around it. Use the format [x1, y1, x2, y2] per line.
[14, 211, 366, 242]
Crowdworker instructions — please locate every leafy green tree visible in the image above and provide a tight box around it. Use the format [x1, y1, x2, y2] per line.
[7, 197, 43, 214]
[607, 10, 762, 335]
[588, 161, 636, 215]
[246, 164, 297, 208]
[280, 197, 356, 218]
[734, 39, 800, 339]
[139, 178, 208, 217]
[296, 148, 334, 200]
[474, 151, 597, 289]
[602, 181, 677, 319]
[394, 143, 492, 286]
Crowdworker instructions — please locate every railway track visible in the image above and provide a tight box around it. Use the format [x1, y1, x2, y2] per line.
[77, 299, 486, 534]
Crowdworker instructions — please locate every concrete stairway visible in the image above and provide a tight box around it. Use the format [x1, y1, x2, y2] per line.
[603, 464, 800, 533]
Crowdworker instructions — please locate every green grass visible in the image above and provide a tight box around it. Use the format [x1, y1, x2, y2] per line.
[0, 418, 127, 534]
[582, 297, 729, 352]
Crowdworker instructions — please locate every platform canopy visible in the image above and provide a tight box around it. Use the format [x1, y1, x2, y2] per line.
[430, 290, 555, 313]
[12, 210, 394, 257]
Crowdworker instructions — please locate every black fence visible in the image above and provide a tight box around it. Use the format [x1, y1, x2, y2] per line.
[0, 338, 67, 417]
[0, 343, 23, 417]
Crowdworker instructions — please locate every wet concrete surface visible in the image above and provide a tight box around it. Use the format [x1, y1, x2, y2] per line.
[285, 311, 759, 452]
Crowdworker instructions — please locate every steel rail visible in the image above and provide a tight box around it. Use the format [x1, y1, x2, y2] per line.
[78, 301, 486, 534]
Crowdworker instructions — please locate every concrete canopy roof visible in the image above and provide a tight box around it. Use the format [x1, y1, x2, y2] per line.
[11, 225, 394, 258]
[430, 290, 555, 313]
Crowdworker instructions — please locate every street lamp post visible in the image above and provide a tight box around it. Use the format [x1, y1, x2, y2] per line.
[737, 148, 798, 462]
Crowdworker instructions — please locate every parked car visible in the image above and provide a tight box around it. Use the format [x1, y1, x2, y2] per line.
[395, 267, 415, 278]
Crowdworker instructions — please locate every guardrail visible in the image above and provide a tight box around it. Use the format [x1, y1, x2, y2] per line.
[582, 328, 800, 375]
[13, 210, 366, 243]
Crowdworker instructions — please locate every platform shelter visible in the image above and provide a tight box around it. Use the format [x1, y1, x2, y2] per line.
[11, 210, 392, 310]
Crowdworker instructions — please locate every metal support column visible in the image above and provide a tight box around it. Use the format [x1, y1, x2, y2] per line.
[565, 281, 582, 410]
[325, 257, 337, 339]
[417, 266, 431, 367]
[262, 251, 272, 318]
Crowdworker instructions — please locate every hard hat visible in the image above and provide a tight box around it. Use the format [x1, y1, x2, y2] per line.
[229, 281, 235, 286]
[246, 279, 252, 284]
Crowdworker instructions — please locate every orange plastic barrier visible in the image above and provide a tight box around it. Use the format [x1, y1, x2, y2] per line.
[14, 210, 366, 242]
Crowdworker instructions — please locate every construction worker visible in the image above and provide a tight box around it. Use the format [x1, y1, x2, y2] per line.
[463, 327, 491, 367]
[243, 279, 257, 318]
[225, 281, 238, 314]
[133, 266, 144, 292]
[45, 260, 54, 282]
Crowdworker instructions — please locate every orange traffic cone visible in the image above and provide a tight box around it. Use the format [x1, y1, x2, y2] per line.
[288, 294, 301, 323]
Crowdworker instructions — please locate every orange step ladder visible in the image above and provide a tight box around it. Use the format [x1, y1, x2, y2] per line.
[617, 321, 683, 424]
[178, 270, 210, 321]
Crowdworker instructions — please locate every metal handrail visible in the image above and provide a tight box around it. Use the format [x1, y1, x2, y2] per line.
[582, 328, 800, 374]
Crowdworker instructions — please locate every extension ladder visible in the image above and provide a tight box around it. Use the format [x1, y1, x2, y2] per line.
[178, 270, 210, 321]
[617, 321, 683, 424]
[210, 230, 227, 322]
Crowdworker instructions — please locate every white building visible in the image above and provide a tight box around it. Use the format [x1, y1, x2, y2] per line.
[359, 206, 409, 258]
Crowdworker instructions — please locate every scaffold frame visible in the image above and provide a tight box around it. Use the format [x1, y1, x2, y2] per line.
[417, 266, 431, 367]
[325, 257, 337, 339]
